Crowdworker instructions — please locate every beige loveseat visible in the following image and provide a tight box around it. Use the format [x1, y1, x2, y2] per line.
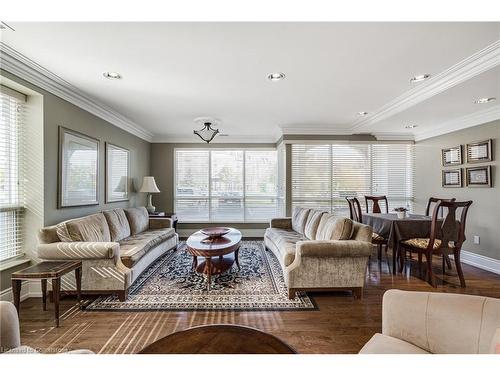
[360, 289, 500, 354]
[37, 207, 178, 300]
[264, 207, 373, 299]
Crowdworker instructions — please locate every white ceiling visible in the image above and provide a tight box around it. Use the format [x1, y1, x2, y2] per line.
[1, 22, 499, 142]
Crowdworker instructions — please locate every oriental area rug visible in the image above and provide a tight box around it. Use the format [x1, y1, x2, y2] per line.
[86, 241, 316, 311]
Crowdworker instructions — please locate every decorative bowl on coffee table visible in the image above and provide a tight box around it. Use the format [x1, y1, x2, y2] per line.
[200, 227, 231, 238]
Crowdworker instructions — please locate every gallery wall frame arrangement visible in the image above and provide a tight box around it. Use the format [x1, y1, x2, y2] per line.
[466, 139, 492, 164]
[441, 145, 463, 166]
[442, 168, 463, 188]
[58, 126, 100, 208]
[105, 142, 130, 203]
[466, 165, 492, 188]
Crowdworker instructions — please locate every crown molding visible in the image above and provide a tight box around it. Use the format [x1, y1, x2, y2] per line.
[281, 124, 353, 135]
[414, 105, 500, 141]
[0, 42, 154, 142]
[152, 134, 279, 144]
[351, 40, 500, 133]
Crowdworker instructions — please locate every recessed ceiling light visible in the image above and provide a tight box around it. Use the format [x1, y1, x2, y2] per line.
[357, 111, 368, 116]
[267, 72, 286, 81]
[474, 97, 496, 104]
[405, 124, 418, 129]
[103, 72, 122, 80]
[410, 74, 431, 83]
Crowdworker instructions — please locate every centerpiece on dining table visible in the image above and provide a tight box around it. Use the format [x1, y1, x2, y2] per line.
[393, 207, 408, 219]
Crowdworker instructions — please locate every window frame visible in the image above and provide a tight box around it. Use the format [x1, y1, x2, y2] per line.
[174, 147, 281, 223]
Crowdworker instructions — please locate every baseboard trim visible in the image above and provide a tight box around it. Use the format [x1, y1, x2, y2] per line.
[0, 281, 42, 303]
[459, 250, 500, 275]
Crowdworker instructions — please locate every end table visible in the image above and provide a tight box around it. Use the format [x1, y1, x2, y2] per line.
[11, 261, 82, 327]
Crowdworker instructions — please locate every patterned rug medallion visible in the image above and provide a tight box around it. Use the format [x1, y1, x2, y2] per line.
[86, 240, 316, 311]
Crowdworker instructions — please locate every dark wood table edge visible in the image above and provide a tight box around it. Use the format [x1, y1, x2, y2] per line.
[138, 324, 297, 354]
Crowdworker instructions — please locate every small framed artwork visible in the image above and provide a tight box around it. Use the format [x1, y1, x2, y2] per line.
[105, 142, 130, 203]
[441, 145, 463, 166]
[442, 169, 462, 188]
[466, 166, 492, 187]
[58, 127, 99, 208]
[466, 139, 492, 163]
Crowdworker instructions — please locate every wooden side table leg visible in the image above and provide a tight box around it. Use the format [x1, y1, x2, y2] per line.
[11, 279, 22, 316]
[206, 257, 212, 291]
[235, 247, 241, 271]
[52, 278, 61, 327]
[75, 267, 82, 309]
[41, 279, 47, 311]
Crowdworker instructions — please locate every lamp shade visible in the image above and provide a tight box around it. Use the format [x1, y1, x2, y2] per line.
[139, 176, 160, 193]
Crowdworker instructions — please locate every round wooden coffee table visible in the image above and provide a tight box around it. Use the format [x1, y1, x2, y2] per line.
[139, 324, 297, 354]
[186, 228, 242, 290]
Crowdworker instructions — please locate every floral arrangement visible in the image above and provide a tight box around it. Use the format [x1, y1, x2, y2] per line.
[393, 207, 408, 212]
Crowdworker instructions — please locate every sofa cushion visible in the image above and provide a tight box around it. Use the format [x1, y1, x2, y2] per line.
[304, 210, 324, 240]
[265, 228, 306, 266]
[316, 215, 354, 241]
[291, 207, 311, 235]
[490, 328, 500, 354]
[119, 228, 175, 268]
[103, 209, 131, 242]
[57, 213, 111, 242]
[125, 207, 149, 235]
[359, 333, 429, 354]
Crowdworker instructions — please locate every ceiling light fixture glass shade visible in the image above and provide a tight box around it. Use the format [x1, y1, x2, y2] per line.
[103, 71, 122, 80]
[410, 74, 431, 83]
[405, 124, 418, 129]
[267, 72, 286, 81]
[474, 97, 496, 104]
[194, 122, 220, 143]
[357, 111, 368, 116]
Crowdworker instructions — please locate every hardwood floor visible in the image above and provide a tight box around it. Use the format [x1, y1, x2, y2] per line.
[17, 249, 500, 354]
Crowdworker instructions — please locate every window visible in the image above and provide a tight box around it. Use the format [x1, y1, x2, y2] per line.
[292, 143, 414, 216]
[0, 86, 26, 261]
[175, 149, 281, 222]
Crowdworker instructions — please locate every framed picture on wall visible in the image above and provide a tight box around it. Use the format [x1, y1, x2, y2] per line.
[105, 142, 130, 203]
[466, 166, 492, 187]
[58, 126, 99, 208]
[442, 168, 462, 188]
[466, 139, 492, 163]
[441, 145, 462, 166]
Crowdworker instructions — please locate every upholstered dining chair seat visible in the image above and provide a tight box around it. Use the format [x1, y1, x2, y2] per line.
[372, 232, 386, 241]
[402, 238, 442, 250]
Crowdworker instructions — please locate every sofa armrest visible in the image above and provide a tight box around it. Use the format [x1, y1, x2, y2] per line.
[149, 217, 173, 230]
[270, 217, 292, 230]
[295, 240, 373, 258]
[37, 242, 120, 260]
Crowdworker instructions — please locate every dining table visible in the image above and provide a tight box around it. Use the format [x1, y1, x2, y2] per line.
[362, 213, 436, 274]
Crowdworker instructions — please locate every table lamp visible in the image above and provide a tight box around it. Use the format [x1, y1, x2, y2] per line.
[139, 176, 160, 213]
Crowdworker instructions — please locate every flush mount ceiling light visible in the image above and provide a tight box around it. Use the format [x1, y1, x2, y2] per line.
[405, 124, 418, 129]
[103, 72, 122, 80]
[474, 97, 496, 104]
[267, 72, 286, 81]
[357, 111, 368, 116]
[410, 74, 431, 83]
[193, 118, 220, 143]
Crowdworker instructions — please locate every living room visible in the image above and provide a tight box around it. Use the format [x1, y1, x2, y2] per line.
[1, 0, 500, 372]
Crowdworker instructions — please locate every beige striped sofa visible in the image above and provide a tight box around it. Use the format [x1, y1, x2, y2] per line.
[37, 207, 178, 300]
[264, 207, 373, 299]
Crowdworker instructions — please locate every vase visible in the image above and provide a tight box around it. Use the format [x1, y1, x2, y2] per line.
[396, 211, 406, 219]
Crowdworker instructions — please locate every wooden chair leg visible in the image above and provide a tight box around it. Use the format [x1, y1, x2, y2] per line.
[444, 254, 452, 270]
[418, 251, 423, 272]
[454, 250, 466, 288]
[398, 246, 405, 273]
[377, 244, 382, 261]
[425, 250, 436, 288]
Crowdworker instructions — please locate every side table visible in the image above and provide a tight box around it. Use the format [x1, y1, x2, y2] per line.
[11, 261, 82, 327]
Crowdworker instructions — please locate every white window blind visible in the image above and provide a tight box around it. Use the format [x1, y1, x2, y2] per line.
[0, 86, 26, 261]
[292, 143, 415, 216]
[175, 149, 281, 222]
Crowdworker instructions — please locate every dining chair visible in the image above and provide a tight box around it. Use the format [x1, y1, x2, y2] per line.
[398, 199, 472, 288]
[364, 195, 389, 214]
[346, 197, 388, 261]
[425, 197, 455, 216]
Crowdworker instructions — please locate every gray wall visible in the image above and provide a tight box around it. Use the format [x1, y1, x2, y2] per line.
[414, 120, 500, 260]
[1, 70, 151, 226]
